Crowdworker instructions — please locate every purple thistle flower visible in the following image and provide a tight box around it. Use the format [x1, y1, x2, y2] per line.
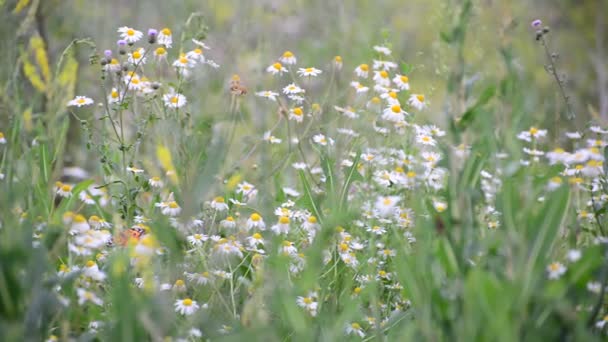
[531, 19, 542, 28]
[104, 50, 112, 58]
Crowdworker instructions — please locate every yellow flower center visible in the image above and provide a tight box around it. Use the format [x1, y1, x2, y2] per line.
[293, 107, 303, 116]
[382, 198, 392, 206]
[61, 184, 72, 192]
[353, 287, 362, 294]
[371, 96, 381, 104]
[170, 96, 179, 104]
[279, 216, 290, 224]
[303, 297, 313, 304]
[550, 176, 562, 184]
[351, 323, 361, 330]
[132, 51, 141, 59]
[194, 234, 202, 240]
[182, 298, 193, 306]
[339, 243, 349, 252]
[252, 233, 262, 239]
[422, 136, 431, 142]
[389, 91, 397, 99]
[273, 62, 283, 70]
[77, 98, 85, 104]
[168, 201, 179, 208]
[155, 47, 166, 55]
[174, 279, 184, 286]
[250, 213, 261, 221]
[379, 70, 388, 78]
[416, 94, 425, 102]
[400, 75, 409, 83]
[391, 105, 402, 113]
[549, 263, 560, 272]
[407, 171, 416, 178]
[283, 51, 293, 58]
[359, 64, 369, 71]
[86, 260, 95, 268]
[529, 127, 538, 135]
[282, 240, 292, 247]
[305, 67, 313, 73]
[334, 56, 342, 62]
[111, 90, 119, 98]
[193, 48, 202, 55]
[126, 29, 135, 36]
[308, 216, 317, 223]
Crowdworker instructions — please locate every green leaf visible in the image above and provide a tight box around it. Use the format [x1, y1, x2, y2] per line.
[456, 85, 496, 130]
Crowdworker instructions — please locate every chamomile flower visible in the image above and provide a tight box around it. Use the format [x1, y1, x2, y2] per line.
[283, 83, 305, 95]
[56, 182, 73, 198]
[163, 92, 187, 108]
[83, 260, 106, 281]
[334, 55, 343, 69]
[127, 48, 146, 65]
[416, 133, 436, 146]
[297, 67, 322, 77]
[375, 196, 400, 217]
[373, 60, 398, 70]
[392, 74, 410, 90]
[67, 96, 94, 107]
[279, 51, 297, 65]
[210, 197, 229, 211]
[186, 48, 205, 63]
[174, 298, 200, 315]
[263, 131, 282, 144]
[433, 200, 448, 212]
[173, 54, 195, 69]
[345, 322, 365, 338]
[271, 216, 291, 235]
[0, 132, 5, 144]
[517, 127, 547, 142]
[408, 94, 426, 110]
[117, 26, 143, 43]
[289, 107, 305, 122]
[547, 262, 566, 279]
[157, 27, 173, 48]
[107, 88, 122, 104]
[77, 288, 103, 306]
[373, 70, 391, 87]
[354, 64, 370, 78]
[296, 295, 318, 316]
[256, 90, 279, 101]
[247, 233, 265, 247]
[247, 213, 266, 231]
[220, 216, 237, 229]
[153, 46, 168, 61]
[350, 81, 370, 93]
[373, 45, 392, 55]
[161, 201, 181, 216]
[313, 134, 334, 146]
[382, 104, 406, 122]
[335, 106, 359, 119]
[267, 62, 287, 75]
[187, 233, 208, 247]
[148, 176, 163, 188]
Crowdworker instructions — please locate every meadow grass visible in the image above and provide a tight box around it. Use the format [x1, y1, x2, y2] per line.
[1, 1, 608, 341]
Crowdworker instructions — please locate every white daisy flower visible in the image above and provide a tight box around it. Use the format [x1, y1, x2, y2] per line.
[373, 45, 392, 55]
[382, 104, 406, 122]
[335, 106, 359, 119]
[289, 107, 305, 122]
[210, 197, 229, 211]
[188, 233, 208, 247]
[256, 90, 279, 101]
[117, 26, 143, 43]
[279, 51, 297, 65]
[267, 62, 287, 75]
[408, 94, 426, 110]
[547, 262, 566, 279]
[67, 96, 94, 107]
[373, 70, 391, 87]
[157, 28, 173, 47]
[247, 213, 266, 231]
[263, 131, 282, 144]
[283, 83, 305, 95]
[174, 298, 200, 315]
[354, 64, 370, 78]
[297, 67, 322, 77]
[392, 74, 410, 90]
[163, 92, 187, 109]
[77, 288, 103, 306]
[83, 261, 106, 281]
[271, 216, 291, 235]
[345, 322, 365, 338]
[313, 134, 334, 146]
